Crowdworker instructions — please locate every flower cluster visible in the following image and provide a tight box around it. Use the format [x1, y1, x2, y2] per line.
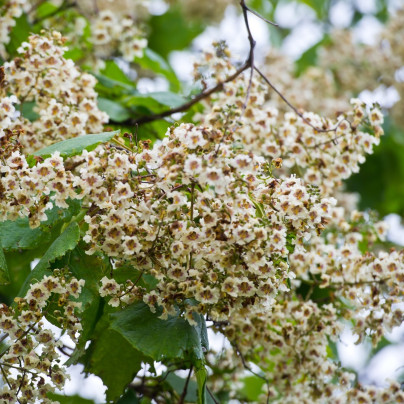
[2, 31, 108, 153]
[0, 0, 29, 58]
[290, 208, 404, 346]
[0, 150, 83, 227]
[90, 10, 147, 62]
[0, 272, 84, 404]
[78, 123, 334, 323]
[194, 49, 384, 197]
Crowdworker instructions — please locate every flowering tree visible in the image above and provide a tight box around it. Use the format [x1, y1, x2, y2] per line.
[1, 0, 404, 403]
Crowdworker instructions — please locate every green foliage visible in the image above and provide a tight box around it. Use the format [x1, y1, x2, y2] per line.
[109, 302, 208, 362]
[98, 98, 131, 122]
[83, 326, 147, 402]
[0, 239, 10, 285]
[47, 393, 96, 404]
[5, 13, 30, 57]
[32, 130, 120, 159]
[148, 7, 204, 59]
[0, 199, 81, 251]
[17, 222, 80, 298]
[239, 375, 266, 401]
[135, 48, 181, 91]
[346, 121, 404, 216]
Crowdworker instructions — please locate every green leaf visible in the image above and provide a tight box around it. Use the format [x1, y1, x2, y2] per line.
[17, 222, 80, 298]
[295, 35, 329, 76]
[0, 199, 81, 251]
[5, 14, 31, 57]
[0, 239, 10, 285]
[0, 219, 45, 252]
[135, 48, 180, 91]
[126, 92, 186, 112]
[66, 246, 111, 365]
[109, 302, 207, 362]
[35, 2, 59, 19]
[239, 375, 266, 401]
[166, 372, 198, 402]
[101, 60, 134, 86]
[116, 389, 140, 404]
[148, 7, 204, 58]
[33, 130, 120, 159]
[148, 91, 186, 108]
[21, 101, 40, 121]
[299, 0, 331, 19]
[83, 318, 147, 402]
[46, 393, 95, 404]
[98, 98, 131, 122]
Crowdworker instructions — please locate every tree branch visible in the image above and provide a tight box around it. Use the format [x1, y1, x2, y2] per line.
[130, 61, 251, 126]
[179, 365, 193, 404]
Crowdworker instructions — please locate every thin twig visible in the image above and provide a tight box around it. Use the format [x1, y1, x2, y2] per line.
[254, 66, 356, 136]
[207, 386, 220, 404]
[234, 343, 268, 383]
[179, 365, 193, 404]
[240, 0, 256, 113]
[244, 4, 279, 26]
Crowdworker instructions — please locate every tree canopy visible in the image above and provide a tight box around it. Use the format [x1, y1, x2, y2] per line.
[1, 0, 404, 403]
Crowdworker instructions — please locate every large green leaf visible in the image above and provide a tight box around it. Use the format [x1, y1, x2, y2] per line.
[32, 130, 120, 159]
[35, 1, 59, 19]
[82, 314, 148, 403]
[0, 239, 10, 285]
[17, 222, 80, 297]
[109, 302, 207, 362]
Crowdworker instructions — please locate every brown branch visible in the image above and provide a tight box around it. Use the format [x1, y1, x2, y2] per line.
[128, 1, 268, 127]
[254, 66, 351, 134]
[244, 4, 279, 26]
[207, 386, 220, 404]
[131, 62, 251, 126]
[240, 0, 256, 113]
[179, 365, 193, 404]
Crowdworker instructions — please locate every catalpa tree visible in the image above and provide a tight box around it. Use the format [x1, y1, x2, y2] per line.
[1, 0, 404, 403]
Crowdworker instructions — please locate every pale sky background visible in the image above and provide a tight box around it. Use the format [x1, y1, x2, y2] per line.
[56, 0, 404, 401]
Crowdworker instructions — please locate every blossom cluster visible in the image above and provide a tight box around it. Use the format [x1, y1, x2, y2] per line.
[194, 49, 384, 196]
[1, 0, 149, 67]
[80, 123, 334, 322]
[90, 10, 147, 62]
[290, 208, 404, 346]
[0, 272, 84, 404]
[0, 149, 83, 227]
[0, 0, 29, 58]
[1, 31, 108, 153]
